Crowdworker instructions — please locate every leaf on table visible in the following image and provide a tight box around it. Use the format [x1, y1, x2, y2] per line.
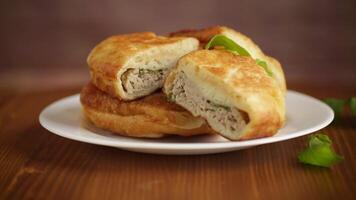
[298, 134, 343, 167]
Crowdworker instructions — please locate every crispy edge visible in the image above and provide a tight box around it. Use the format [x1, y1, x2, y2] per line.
[80, 83, 214, 137]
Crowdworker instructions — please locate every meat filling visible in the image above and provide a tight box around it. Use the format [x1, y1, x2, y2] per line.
[169, 72, 248, 136]
[121, 68, 170, 97]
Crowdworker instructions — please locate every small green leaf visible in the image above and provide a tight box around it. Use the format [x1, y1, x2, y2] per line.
[205, 35, 273, 77]
[350, 97, 356, 116]
[298, 145, 343, 167]
[205, 34, 251, 56]
[256, 59, 273, 77]
[323, 98, 345, 117]
[298, 134, 343, 167]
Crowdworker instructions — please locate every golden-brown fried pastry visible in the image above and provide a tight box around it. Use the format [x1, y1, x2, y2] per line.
[80, 83, 214, 138]
[170, 26, 286, 93]
[164, 50, 285, 140]
[87, 32, 199, 101]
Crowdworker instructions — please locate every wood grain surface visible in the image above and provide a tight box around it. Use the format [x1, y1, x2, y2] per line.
[0, 0, 356, 199]
[0, 86, 355, 200]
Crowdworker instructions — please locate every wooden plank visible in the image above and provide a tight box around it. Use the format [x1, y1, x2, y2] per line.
[0, 89, 78, 198]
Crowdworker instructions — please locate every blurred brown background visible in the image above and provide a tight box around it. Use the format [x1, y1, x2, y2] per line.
[0, 0, 355, 94]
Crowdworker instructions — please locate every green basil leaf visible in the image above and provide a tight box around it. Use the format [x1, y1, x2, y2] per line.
[323, 98, 345, 117]
[256, 59, 273, 76]
[350, 97, 356, 116]
[206, 35, 273, 77]
[298, 134, 343, 167]
[205, 34, 251, 56]
[298, 144, 343, 167]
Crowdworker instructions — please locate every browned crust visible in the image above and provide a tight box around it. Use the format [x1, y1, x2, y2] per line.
[164, 50, 285, 140]
[184, 50, 279, 92]
[87, 32, 197, 100]
[170, 26, 223, 46]
[88, 32, 185, 80]
[80, 83, 214, 138]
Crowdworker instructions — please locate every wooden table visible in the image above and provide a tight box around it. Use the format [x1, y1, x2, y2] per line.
[0, 84, 355, 200]
[1, 0, 356, 199]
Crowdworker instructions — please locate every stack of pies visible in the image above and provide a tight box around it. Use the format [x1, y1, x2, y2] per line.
[81, 26, 286, 140]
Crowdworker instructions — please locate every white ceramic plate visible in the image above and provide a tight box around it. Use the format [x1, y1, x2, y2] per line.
[39, 91, 333, 155]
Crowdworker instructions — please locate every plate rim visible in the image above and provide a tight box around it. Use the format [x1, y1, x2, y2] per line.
[39, 90, 334, 150]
